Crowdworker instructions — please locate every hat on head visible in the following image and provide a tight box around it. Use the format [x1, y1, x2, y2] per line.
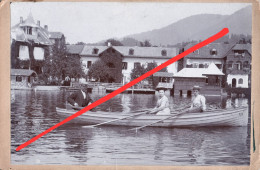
[192, 85, 201, 91]
[156, 85, 167, 91]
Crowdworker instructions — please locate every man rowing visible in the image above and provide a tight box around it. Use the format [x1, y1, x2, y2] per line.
[67, 85, 93, 108]
[187, 85, 206, 113]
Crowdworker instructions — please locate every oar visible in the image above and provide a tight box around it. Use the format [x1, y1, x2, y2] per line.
[83, 109, 148, 128]
[127, 110, 187, 131]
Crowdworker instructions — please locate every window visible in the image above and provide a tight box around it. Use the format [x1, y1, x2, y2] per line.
[204, 63, 209, 68]
[28, 27, 32, 35]
[199, 64, 204, 68]
[234, 61, 242, 70]
[210, 49, 217, 55]
[238, 78, 243, 84]
[186, 64, 192, 68]
[237, 61, 242, 70]
[193, 63, 199, 68]
[243, 61, 249, 68]
[216, 64, 222, 69]
[129, 49, 134, 55]
[161, 50, 167, 56]
[87, 61, 92, 68]
[134, 62, 141, 68]
[227, 61, 233, 68]
[92, 48, 99, 54]
[122, 62, 128, 70]
[234, 50, 246, 57]
[16, 76, 22, 82]
[24, 27, 32, 35]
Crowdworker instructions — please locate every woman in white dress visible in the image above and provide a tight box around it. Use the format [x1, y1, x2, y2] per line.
[147, 86, 171, 115]
[188, 85, 206, 113]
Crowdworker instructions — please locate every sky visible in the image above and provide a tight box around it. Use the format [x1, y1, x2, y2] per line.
[11, 2, 251, 44]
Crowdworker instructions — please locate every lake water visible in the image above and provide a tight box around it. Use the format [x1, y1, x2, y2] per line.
[11, 90, 250, 165]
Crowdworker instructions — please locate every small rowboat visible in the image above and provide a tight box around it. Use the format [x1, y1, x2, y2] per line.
[56, 106, 248, 127]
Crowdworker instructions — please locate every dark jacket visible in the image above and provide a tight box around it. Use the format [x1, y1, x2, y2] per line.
[67, 90, 93, 107]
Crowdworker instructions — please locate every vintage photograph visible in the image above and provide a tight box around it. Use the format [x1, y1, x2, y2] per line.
[11, 2, 251, 165]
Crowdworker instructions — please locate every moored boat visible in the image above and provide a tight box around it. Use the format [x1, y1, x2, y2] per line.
[56, 106, 249, 127]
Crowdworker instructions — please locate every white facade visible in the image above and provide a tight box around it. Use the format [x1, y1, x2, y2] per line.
[80, 56, 99, 74]
[227, 74, 248, 88]
[122, 57, 178, 83]
[80, 55, 178, 83]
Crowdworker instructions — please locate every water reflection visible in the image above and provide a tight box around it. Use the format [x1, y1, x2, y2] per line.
[11, 90, 250, 165]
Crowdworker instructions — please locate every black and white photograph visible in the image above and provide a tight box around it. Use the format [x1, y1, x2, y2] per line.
[10, 2, 252, 165]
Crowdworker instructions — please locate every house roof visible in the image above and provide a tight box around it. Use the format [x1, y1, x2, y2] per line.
[11, 14, 53, 46]
[153, 72, 174, 77]
[11, 26, 53, 46]
[173, 68, 207, 78]
[173, 63, 224, 78]
[80, 46, 110, 56]
[66, 45, 85, 54]
[232, 44, 251, 55]
[114, 46, 177, 58]
[80, 45, 177, 58]
[49, 32, 64, 39]
[184, 43, 234, 59]
[11, 69, 37, 76]
[203, 63, 225, 76]
[20, 12, 39, 28]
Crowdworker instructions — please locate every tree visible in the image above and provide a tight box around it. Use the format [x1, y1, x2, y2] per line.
[140, 40, 152, 47]
[130, 64, 146, 81]
[88, 60, 111, 82]
[145, 62, 168, 86]
[41, 42, 84, 85]
[104, 39, 123, 46]
[130, 61, 168, 87]
[76, 41, 86, 45]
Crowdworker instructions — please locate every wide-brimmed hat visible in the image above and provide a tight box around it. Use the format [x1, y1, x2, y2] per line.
[156, 85, 167, 91]
[192, 85, 201, 91]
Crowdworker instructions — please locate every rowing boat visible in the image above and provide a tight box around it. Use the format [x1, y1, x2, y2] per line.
[55, 106, 249, 127]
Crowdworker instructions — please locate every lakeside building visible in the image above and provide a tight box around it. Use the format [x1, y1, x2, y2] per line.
[178, 43, 234, 72]
[225, 44, 251, 88]
[11, 69, 37, 89]
[177, 42, 251, 89]
[66, 44, 178, 84]
[153, 72, 174, 89]
[11, 13, 65, 75]
[173, 63, 225, 97]
[49, 32, 66, 49]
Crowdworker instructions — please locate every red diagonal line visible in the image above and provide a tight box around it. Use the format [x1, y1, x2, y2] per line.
[16, 28, 229, 151]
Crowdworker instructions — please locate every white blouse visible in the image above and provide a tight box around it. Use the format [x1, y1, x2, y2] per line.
[191, 95, 206, 111]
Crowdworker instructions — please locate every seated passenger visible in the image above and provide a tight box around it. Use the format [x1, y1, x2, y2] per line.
[147, 85, 171, 115]
[187, 85, 206, 113]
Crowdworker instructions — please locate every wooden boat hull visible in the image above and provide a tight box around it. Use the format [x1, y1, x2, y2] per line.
[56, 106, 249, 127]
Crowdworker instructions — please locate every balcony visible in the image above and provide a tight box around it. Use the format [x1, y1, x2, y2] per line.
[226, 67, 250, 74]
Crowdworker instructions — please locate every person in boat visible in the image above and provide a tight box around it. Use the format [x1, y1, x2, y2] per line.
[187, 85, 206, 113]
[67, 85, 93, 108]
[147, 85, 171, 115]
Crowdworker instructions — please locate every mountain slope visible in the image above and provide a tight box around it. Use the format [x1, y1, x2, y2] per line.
[125, 6, 251, 46]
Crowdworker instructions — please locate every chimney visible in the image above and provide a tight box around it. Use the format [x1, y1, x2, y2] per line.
[107, 42, 111, 47]
[44, 25, 48, 31]
[37, 20, 40, 26]
[20, 17, 23, 24]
